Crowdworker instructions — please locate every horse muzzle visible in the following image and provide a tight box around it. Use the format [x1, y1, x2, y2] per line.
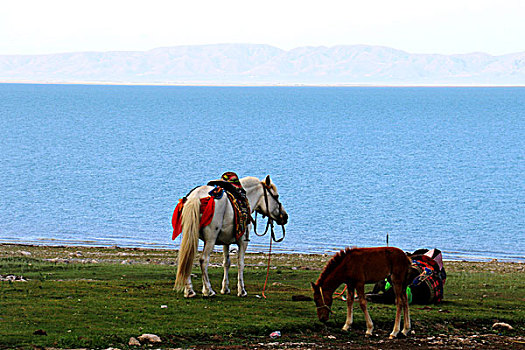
[317, 311, 329, 323]
[277, 212, 288, 225]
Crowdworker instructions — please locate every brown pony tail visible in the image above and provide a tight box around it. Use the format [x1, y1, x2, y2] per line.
[404, 253, 413, 288]
[174, 197, 201, 292]
[406, 253, 413, 268]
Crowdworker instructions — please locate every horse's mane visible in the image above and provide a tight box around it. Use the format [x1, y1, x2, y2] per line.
[316, 247, 354, 285]
[241, 176, 277, 192]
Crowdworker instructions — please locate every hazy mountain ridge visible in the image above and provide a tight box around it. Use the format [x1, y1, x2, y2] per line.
[1, 44, 524, 85]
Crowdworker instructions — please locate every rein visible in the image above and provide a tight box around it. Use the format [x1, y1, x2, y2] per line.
[253, 182, 286, 242]
[256, 180, 286, 298]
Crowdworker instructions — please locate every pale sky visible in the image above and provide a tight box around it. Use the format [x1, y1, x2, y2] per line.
[1, 0, 524, 56]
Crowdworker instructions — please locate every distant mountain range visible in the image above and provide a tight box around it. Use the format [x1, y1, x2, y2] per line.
[1, 44, 524, 85]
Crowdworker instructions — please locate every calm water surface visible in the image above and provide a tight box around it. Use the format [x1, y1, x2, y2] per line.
[0, 84, 523, 261]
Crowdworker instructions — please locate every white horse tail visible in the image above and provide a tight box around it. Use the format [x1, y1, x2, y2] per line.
[174, 196, 201, 291]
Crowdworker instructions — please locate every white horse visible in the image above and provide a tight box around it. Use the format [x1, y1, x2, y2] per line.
[174, 175, 288, 297]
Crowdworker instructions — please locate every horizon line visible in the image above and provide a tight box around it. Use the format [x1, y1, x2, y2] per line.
[1, 43, 524, 58]
[1, 81, 524, 88]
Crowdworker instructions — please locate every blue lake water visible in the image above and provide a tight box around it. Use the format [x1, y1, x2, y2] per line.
[0, 84, 523, 261]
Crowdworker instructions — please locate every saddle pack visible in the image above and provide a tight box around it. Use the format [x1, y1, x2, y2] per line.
[367, 248, 447, 305]
[171, 172, 251, 241]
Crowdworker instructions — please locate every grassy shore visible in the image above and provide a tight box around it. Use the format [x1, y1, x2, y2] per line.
[1, 244, 524, 349]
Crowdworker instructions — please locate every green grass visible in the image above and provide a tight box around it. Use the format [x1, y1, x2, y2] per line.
[1, 257, 319, 349]
[1, 248, 524, 349]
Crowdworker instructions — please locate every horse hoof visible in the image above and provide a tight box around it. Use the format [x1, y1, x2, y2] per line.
[221, 288, 231, 295]
[203, 291, 216, 298]
[389, 334, 396, 339]
[238, 290, 247, 297]
[184, 291, 196, 298]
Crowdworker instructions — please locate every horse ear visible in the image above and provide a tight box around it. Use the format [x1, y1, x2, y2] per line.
[310, 282, 317, 291]
[265, 175, 271, 187]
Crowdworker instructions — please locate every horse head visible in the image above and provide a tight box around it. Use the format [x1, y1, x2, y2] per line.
[311, 281, 333, 322]
[258, 175, 288, 225]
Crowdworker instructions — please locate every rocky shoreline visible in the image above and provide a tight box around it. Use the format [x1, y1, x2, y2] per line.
[1, 243, 524, 272]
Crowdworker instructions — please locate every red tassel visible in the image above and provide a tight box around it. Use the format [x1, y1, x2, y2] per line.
[171, 198, 185, 240]
[200, 197, 215, 228]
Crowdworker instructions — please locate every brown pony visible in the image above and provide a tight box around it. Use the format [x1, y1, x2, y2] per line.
[311, 247, 412, 338]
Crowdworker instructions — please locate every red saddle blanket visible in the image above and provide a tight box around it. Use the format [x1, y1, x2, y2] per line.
[171, 196, 215, 240]
[171, 192, 248, 241]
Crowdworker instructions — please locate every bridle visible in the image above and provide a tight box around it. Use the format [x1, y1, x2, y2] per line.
[253, 181, 286, 242]
[316, 286, 334, 314]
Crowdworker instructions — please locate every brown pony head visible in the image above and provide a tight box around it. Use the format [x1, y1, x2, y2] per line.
[311, 282, 332, 322]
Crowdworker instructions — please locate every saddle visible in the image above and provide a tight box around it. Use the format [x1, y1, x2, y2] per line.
[172, 172, 251, 241]
[207, 172, 251, 241]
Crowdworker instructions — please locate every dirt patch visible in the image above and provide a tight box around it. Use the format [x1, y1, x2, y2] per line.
[190, 332, 525, 349]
